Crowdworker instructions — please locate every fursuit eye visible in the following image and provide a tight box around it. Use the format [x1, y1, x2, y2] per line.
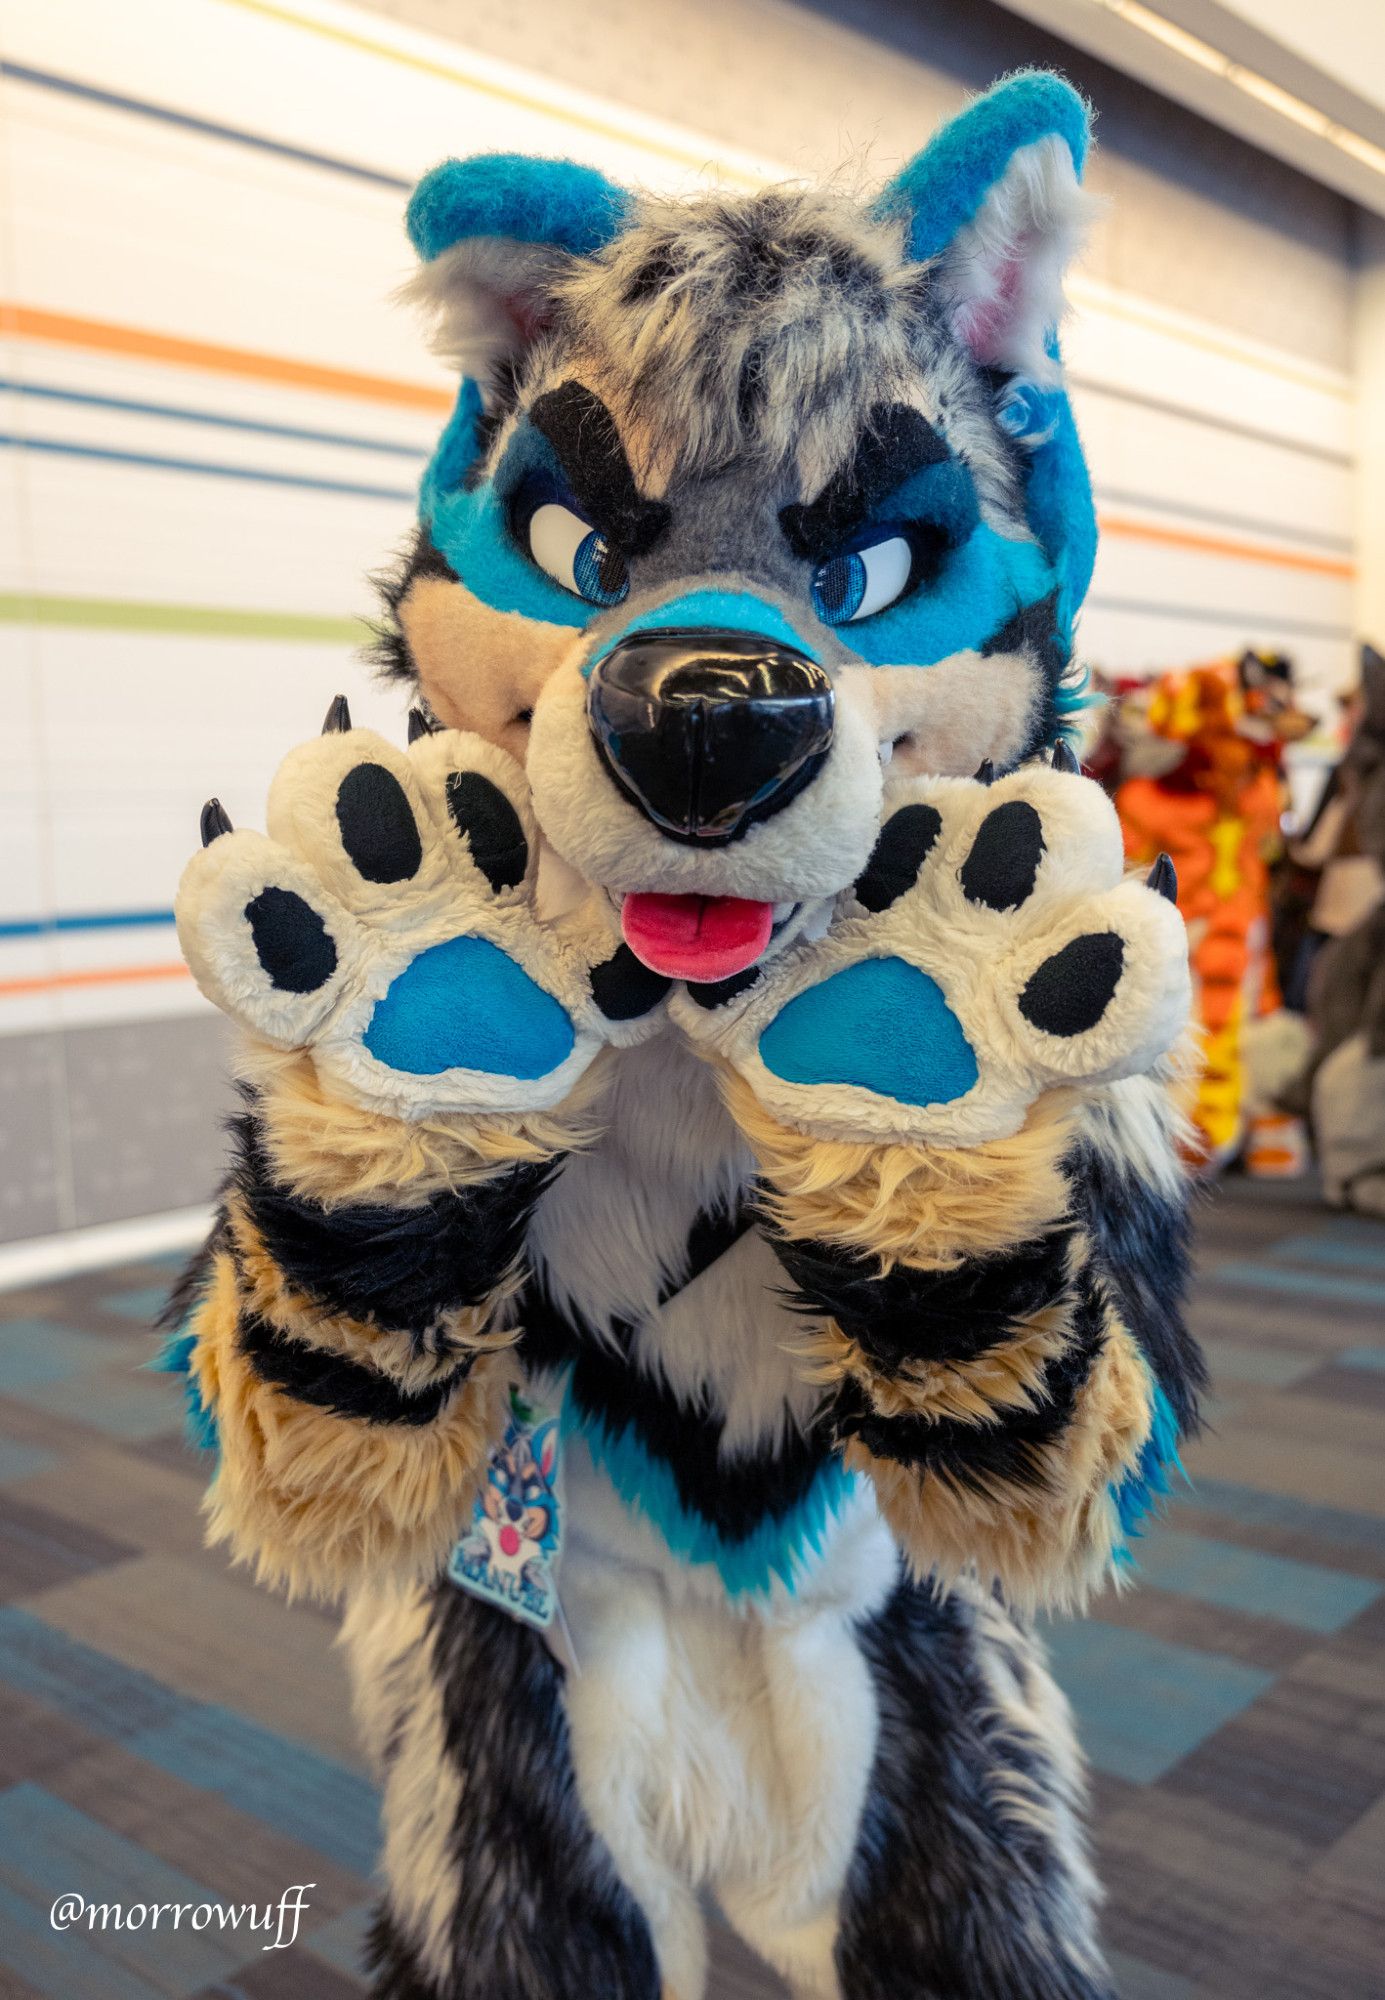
[810, 535, 913, 625]
[527, 502, 630, 608]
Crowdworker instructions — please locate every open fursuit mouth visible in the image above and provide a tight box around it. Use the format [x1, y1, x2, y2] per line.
[620, 893, 799, 981]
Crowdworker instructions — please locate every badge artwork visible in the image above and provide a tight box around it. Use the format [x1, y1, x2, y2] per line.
[449, 1391, 563, 1631]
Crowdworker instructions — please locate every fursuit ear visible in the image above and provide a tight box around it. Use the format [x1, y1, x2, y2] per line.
[403, 153, 631, 379]
[875, 71, 1094, 385]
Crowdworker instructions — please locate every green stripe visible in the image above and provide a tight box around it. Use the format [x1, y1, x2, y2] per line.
[0, 591, 368, 644]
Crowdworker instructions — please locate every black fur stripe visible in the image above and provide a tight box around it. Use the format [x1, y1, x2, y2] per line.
[1074, 1140, 1203, 1435]
[839, 1572, 1114, 1998]
[237, 1309, 471, 1426]
[768, 1219, 1077, 1375]
[231, 1103, 556, 1342]
[829, 1278, 1107, 1493]
[363, 1585, 660, 1998]
[519, 1199, 833, 1543]
[565, 1324, 833, 1542]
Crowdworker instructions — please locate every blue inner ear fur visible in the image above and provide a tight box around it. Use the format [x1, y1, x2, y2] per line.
[407, 153, 631, 263]
[759, 958, 979, 1105]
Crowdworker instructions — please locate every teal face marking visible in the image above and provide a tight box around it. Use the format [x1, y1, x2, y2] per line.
[758, 956, 978, 1105]
[419, 385, 597, 631]
[364, 935, 575, 1079]
[587, 588, 819, 676]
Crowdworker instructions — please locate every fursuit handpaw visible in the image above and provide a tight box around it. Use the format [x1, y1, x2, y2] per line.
[670, 761, 1190, 1145]
[175, 701, 668, 1119]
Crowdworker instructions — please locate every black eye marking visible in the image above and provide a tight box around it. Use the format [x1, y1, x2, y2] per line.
[245, 887, 338, 994]
[336, 765, 423, 884]
[686, 966, 763, 1010]
[855, 803, 943, 913]
[779, 403, 951, 563]
[1019, 933, 1125, 1037]
[981, 590, 1064, 681]
[527, 382, 671, 557]
[589, 944, 672, 1022]
[444, 773, 528, 894]
[959, 800, 1045, 911]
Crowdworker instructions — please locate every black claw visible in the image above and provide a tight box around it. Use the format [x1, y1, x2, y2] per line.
[1147, 852, 1178, 903]
[200, 797, 233, 845]
[1050, 737, 1081, 775]
[322, 694, 352, 734]
[407, 706, 437, 744]
[974, 760, 996, 786]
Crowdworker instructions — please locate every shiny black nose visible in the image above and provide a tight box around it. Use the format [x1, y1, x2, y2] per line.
[586, 628, 834, 845]
[505, 1499, 523, 1523]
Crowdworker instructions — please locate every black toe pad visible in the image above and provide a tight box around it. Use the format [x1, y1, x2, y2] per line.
[336, 765, 422, 884]
[960, 800, 1044, 911]
[687, 965, 763, 1010]
[589, 945, 672, 1022]
[855, 804, 943, 913]
[445, 772, 528, 894]
[245, 887, 338, 993]
[1019, 932, 1125, 1036]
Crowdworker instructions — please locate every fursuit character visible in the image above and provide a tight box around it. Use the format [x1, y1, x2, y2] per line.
[168, 73, 1203, 2000]
[1283, 644, 1385, 1212]
[1114, 651, 1310, 1169]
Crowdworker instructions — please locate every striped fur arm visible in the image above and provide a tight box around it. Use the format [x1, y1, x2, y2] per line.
[177, 1044, 592, 1599]
[729, 1071, 1203, 1610]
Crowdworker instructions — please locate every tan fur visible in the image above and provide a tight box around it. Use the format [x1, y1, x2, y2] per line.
[721, 1066, 1079, 1270]
[853, 1309, 1152, 1614]
[859, 650, 1043, 780]
[191, 1251, 511, 1600]
[226, 1195, 517, 1391]
[237, 1041, 606, 1206]
[794, 1287, 1075, 1427]
[400, 572, 575, 761]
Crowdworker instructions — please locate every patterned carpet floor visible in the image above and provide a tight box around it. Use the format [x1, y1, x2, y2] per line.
[0, 1175, 1381, 1998]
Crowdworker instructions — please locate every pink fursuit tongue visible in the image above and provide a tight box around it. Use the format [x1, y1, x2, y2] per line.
[620, 893, 774, 980]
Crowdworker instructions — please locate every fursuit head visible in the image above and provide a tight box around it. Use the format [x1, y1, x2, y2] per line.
[380, 70, 1099, 976]
[172, 71, 1200, 2000]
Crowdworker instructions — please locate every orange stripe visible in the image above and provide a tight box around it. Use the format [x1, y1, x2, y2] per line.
[0, 962, 191, 999]
[0, 302, 452, 414]
[1098, 513, 1355, 580]
[0, 303, 1357, 579]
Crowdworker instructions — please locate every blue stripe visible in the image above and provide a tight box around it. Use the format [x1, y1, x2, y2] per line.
[2, 380, 425, 459]
[0, 909, 176, 939]
[1265, 1231, 1385, 1276]
[0, 433, 415, 503]
[0, 60, 410, 192]
[0, 1609, 378, 1876]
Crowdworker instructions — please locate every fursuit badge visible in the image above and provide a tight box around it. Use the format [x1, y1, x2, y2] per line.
[447, 1388, 564, 1635]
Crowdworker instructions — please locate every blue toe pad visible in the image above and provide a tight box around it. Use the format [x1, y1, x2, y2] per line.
[364, 934, 575, 1078]
[758, 956, 978, 1105]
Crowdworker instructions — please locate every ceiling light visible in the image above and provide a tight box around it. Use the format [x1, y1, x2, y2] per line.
[1091, 0, 1385, 179]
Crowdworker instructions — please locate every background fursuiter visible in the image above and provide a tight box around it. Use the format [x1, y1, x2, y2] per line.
[168, 70, 1203, 2000]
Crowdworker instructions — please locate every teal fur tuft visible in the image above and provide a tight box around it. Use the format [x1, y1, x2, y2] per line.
[149, 1325, 220, 1457]
[1110, 1379, 1186, 1556]
[567, 1405, 858, 1597]
[407, 153, 631, 264]
[873, 70, 1090, 265]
